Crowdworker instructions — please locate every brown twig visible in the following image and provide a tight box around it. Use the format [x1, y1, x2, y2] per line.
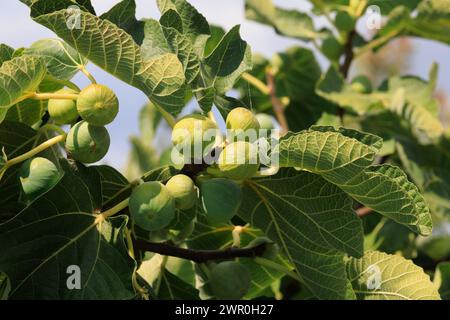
[133, 239, 267, 263]
[266, 68, 289, 135]
[337, 30, 357, 123]
[340, 30, 356, 78]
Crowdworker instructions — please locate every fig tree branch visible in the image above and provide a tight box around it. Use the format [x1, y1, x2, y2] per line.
[340, 30, 356, 78]
[132, 239, 268, 263]
[78, 65, 97, 84]
[337, 30, 357, 123]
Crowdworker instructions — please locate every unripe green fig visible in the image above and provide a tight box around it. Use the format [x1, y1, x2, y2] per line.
[19, 157, 60, 200]
[201, 178, 242, 224]
[129, 181, 175, 231]
[335, 11, 356, 32]
[351, 75, 373, 93]
[255, 113, 274, 130]
[217, 141, 259, 180]
[171, 114, 217, 160]
[209, 261, 251, 300]
[246, 237, 279, 259]
[321, 36, 343, 61]
[65, 121, 110, 163]
[226, 107, 260, 131]
[165, 174, 197, 210]
[47, 88, 79, 124]
[77, 84, 119, 126]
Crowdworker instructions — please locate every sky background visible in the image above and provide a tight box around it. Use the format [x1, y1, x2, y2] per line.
[2, 0, 450, 172]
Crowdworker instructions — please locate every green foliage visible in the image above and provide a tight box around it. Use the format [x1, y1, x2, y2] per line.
[208, 261, 251, 300]
[346, 251, 440, 300]
[0, 0, 448, 301]
[200, 178, 242, 225]
[321, 35, 343, 61]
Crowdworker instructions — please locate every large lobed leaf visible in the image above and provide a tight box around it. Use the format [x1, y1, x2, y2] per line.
[0, 161, 136, 299]
[239, 169, 363, 299]
[274, 127, 432, 236]
[26, 0, 186, 115]
[23, 0, 252, 116]
[0, 55, 46, 122]
[347, 251, 440, 300]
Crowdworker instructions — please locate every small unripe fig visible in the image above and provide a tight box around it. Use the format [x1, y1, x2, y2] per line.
[351, 75, 373, 94]
[65, 121, 110, 163]
[19, 157, 60, 200]
[335, 11, 356, 32]
[129, 181, 175, 231]
[226, 107, 260, 131]
[47, 88, 79, 125]
[209, 261, 251, 300]
[246, 237, 279, 259]
[321, 36, 343, 61]
[77, 84, 119, 126]
[171, 114, 217, 160]
[217, 141, 259, 180]
[165, 174, 197, 210]
[201, 178, 242, 224]
[255, 113, 274, 130]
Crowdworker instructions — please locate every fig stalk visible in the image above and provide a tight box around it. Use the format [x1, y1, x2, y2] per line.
[241, 72, 270, 95]
[155, 103, 176, 128]
[97, 197, 130, 222]
[30, 92, 79, 101]
[0, 134, 66, 182]
[79, 65, 97, 84]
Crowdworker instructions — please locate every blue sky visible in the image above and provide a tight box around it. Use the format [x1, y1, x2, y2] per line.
[1, 0, 450, 171]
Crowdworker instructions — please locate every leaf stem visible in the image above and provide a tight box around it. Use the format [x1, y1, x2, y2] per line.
[254, 257, 302, 283]
[154, 103, 176, 128]
[242, 72, 270, 95]
[99, 198, 130, 221]
[79, 65, 97, 84]
[30, 92, 79, 101]
[354, 29, 403, 58]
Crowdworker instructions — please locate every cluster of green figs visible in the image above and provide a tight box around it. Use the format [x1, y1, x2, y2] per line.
[130, 107, 274, 232]
[19, 84, 119, 201]
[16, 86, 279, 298]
